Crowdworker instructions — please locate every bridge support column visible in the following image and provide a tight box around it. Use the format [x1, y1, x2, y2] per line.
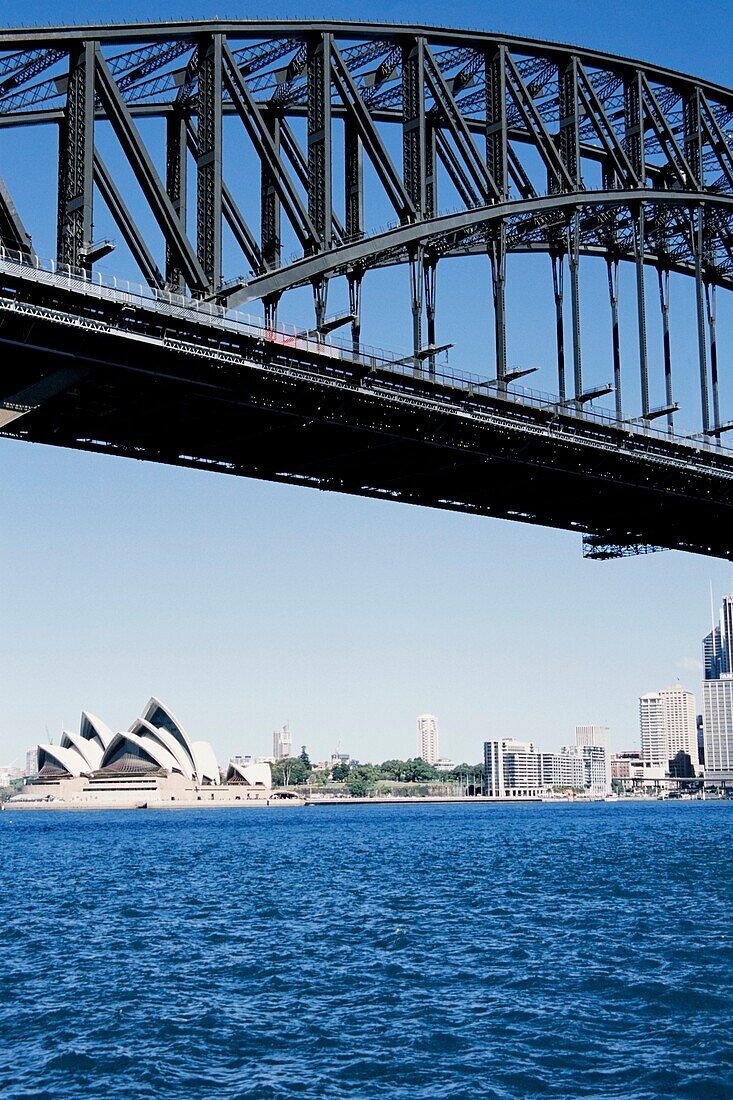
[409, 247, 423, 377]
[264, 293, 280, 334]
[489, 227, 507, 384]
[165, 109, 188, 293]
[657, 267, 674, 431]
[348, 273, 362, 360]
[551, 251, 566, 404]
[694, 209, 711, 435]
[567, 215, 582, 403]
[705, 281, 720, 437]
[607, 258, 622, 420]
[634, 204, 650, 418]
[261, 109, 282, 274]
[345, 115, 363, 362]
[307, 32, 333, 250]
[57, 40, 95, 271]
[313, 278, 329, 337]
[424, 255, 437, 380]
[196, 34, 223, 293]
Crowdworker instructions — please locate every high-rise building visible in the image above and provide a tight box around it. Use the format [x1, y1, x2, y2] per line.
[24, 746, 39, 779]
[417, 714, 439, 764]
[575, 725, 612, 793]
[639, 687, 698, 772]
[702, 677, 733, 783]
[272, 724, 292, 761]
[703, 594, 733, 679]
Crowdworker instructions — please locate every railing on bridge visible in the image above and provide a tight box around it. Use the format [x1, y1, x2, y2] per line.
[2, 243, 731, 467]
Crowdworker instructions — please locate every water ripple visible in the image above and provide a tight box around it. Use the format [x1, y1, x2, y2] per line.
[1, 802, 732, 1098]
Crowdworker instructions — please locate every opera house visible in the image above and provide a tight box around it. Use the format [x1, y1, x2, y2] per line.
[10, 698, 303, 809]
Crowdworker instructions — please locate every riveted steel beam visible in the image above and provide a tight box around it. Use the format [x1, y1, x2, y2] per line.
[423, 43, 499, 203]
[261, 107, 281, 272]
[307, 32, 332, 249]
[93, 150, 164, 289]
[0, 174, 33, 256]
[94, 47, 207, 292]
[196, 33, 223, 289]
[228, 187, 733, 306]
[221, 39, 319, 252]
[166, 108, 187, 291]
[558, 56, 581, 189]
[504, 50, 575, 193]
[402, 36, 429, 219]
[642, 74, 696, 189]
[575, 62, 637, 189]
[184, 116, 263, 276]
[485, 46, 508, 201]
[331, 42, 413, 222]
[57, 40, 95, 269]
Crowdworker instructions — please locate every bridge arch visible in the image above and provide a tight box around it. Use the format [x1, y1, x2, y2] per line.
[2, 21, 733, 558]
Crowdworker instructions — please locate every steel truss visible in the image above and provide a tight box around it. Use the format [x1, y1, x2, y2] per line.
[3, 21, 733, 555]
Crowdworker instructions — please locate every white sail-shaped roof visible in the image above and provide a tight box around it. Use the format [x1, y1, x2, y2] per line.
[141, 698, 199, 775]
[80, 711, 116, 750]
[60, 730, 104, 771]
[128, 719, 195, 780]
[37, 743, 90, 778]
[101, 730, 181, 775]
[226, 761, 271, 787]
[192, 741, 221, 786]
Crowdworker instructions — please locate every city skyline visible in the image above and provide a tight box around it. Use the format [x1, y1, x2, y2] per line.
[3, 0, 733, 770]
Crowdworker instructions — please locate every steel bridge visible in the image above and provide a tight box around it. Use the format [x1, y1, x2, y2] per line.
[1, 21, 733, 559]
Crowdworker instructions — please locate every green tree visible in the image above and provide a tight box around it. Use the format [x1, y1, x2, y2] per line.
[403, 757, 439, 782]
[331, 762, 350, 782]
[346, 773, 370, 797]
[299, 747, 312, 775]
[272, 758, 310, 787]
[380, 759, 407, 781]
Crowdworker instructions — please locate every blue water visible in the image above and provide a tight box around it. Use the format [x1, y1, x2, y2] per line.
[1, 802, 732, 1099]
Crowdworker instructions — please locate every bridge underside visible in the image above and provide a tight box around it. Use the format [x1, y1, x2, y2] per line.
[1, 268, 732, 560]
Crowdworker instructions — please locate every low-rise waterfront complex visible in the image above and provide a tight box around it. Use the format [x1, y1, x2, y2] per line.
[484, 736, 611, 799]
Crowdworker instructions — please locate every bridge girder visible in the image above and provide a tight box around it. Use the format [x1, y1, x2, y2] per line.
[2, 20, 733, 547]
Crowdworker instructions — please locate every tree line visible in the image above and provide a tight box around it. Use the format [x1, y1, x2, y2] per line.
[271, 751, 485, 794]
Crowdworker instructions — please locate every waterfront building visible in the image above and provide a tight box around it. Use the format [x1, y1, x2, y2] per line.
[272, 724, 292, 761]
[11, 699, 304, 809]
[435, 758, 456, 772]
[485, 738, 542, 799]
[485, 737, 609, 799]
[575, 725, 612, 793]
[611, 751, 643, 789]
[541, 750, 585, 791]
[572, 744, 610, 796]
[417, 714, 439, 764]
[639, 686, 698, 772]
[701, 676, 733, 783]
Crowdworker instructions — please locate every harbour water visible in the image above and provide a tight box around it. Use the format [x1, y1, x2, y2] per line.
[1, 801, 732, 1098]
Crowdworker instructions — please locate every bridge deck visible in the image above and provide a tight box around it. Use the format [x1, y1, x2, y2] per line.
[1, 256, 732, 560]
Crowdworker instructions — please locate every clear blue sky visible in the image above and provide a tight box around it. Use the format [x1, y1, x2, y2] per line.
[1, 0, 732, 768]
